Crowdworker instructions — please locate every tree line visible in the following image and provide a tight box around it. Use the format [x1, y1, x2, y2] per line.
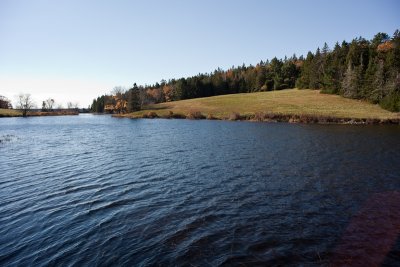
[297, 31, 400, 111]
[0, 93, 81, 117]
[91, 30, 400, 113]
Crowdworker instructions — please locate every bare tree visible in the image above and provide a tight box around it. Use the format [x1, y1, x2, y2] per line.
[67, 101, 79, 110]
[111, 86, 126, 97]
[17, 94, 35, 117]
[67, 101, 73, 109]
[139, 85, 147, 107]
[45, 98, 55, 111]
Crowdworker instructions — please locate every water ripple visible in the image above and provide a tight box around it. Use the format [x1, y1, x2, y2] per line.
[0, 117, 399, 266]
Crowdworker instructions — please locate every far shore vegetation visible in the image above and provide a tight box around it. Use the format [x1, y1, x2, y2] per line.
[114, 89, 400, 124]
[0, 108, 80, 118]
[90, 30, 400, 122]
[0, 94, 80, 117]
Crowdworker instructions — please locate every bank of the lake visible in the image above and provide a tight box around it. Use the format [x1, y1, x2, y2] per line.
[0, 109, 22, 117]
[0, 109, 79, 117]
[115, 89, 400, 124]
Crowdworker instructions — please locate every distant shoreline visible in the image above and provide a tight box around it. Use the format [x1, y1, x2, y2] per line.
[0, 109, 79, 118]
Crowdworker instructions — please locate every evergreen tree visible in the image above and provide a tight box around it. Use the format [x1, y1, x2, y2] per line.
[269, 57, 283, 90]
[282, 61, 297, 88]
[371, 60, 386, 102]
[322, 52, 337, 93]
[322, 42, 330, 57]
[382, 72, 400, 111]
[388, 30, 400, 72]
[255, 66, 267, 90]
[296, 51, 313, 88]
[309, 48, 322, 89]
[127, 83, 141, 112]
[371, 32, 389, 48]
[363, 58, 378, 101]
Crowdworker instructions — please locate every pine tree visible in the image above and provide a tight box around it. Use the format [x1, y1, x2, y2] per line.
[296, 51, 313, 88]
[255, 66, 267, 90]
[379, 72, 400, 111]
[388, 29, 400, 72]
[363, 58, 378, 101]
[309, 48, 322, 89]
[322, 52, 336, 93]
[325, 42, 343, 93]
[127, 83, 141, 112]
[322, 42, 330, 57]
[282, 61, 297, 88]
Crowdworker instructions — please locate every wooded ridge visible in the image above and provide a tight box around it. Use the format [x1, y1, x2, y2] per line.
[91, 30, 400, 114]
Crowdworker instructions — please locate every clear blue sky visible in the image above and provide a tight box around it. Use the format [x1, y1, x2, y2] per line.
[0, 0, 399, 107]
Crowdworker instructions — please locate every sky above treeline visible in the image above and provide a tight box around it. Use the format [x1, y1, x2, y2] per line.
[0, 0, 399, 108]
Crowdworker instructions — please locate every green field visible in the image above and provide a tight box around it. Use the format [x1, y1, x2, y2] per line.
[0, 109, 22, 117]
[119, 89, 399, 121]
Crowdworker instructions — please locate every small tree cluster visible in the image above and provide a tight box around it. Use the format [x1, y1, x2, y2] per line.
[67, 102, 79, 109]
[90, 84, 143, 113]
[0, 95, 12, 109]
[41, 98, 55, 111]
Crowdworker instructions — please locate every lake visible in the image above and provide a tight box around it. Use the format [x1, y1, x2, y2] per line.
[1, 115, 400, 266]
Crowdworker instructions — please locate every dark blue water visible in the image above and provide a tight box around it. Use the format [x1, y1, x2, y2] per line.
[1, 115, 400, 266]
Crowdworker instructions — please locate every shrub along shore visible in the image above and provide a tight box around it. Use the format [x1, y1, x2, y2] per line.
[115, 110, 400, 125]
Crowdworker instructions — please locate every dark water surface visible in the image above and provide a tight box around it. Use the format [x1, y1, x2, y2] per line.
[1, 115, 400, 266]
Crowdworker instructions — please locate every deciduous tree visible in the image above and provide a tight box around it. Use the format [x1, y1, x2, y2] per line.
[17, 93, 35, 117]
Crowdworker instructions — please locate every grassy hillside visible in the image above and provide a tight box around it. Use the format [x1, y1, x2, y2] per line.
[0, 109, 22, 117]
[119, 89, 399, 121]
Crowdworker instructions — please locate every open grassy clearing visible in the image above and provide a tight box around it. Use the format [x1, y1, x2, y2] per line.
[119, 89, 399, 121]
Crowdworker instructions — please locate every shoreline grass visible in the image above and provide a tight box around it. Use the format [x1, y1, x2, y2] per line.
[28, 111, 79, 116]
[0, 109, 79, 117]
[115, 89, 400, 124]
[0, 109, 22, 117]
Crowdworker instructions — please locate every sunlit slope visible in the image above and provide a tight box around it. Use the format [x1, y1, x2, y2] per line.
[123, 89, 399, 120]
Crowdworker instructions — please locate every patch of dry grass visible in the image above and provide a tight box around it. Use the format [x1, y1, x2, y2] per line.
[118, 89, 399, 120]
[0, 109, 22, 117]
[0, 109, 79, 117]
[28, 111, 79, 116]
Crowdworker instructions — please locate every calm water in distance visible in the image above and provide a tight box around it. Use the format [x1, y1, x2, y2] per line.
[1, 115, 400, 266]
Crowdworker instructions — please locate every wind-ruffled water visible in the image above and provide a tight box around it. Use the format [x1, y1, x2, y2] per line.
[1, 115, 399, 266]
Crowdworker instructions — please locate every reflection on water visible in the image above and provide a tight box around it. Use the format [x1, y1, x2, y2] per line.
[0, 115, 399, 266]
